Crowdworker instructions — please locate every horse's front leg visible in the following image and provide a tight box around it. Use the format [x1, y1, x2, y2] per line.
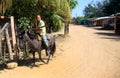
[38, 50, 41, 60]
[32, 52, 35, 64]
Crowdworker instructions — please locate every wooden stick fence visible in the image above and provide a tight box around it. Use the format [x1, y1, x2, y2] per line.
[0, 16, 17, 64]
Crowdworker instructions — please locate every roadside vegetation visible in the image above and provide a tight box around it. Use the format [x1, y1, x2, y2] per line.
[0, 0, 78, 33]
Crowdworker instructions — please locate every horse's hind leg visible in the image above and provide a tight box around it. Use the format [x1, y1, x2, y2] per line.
[38, 51, 45, 63]
[45, 48, 50, 56]
[46, 54, 51, 64]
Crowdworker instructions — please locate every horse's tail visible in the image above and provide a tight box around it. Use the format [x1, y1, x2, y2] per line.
[51, 40, 56, 57]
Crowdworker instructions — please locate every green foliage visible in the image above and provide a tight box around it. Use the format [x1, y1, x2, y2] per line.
[7, 0, 37, 20]
[67, 0, 78, 10]
[103, 0, 120, 16]
[72, 16, 88, 24]
[51, 14, 64, 32]
[0, 56, 6, 65]
[17, 17, 30, 30]
[0, 0, 13, 15]
[5, 0, 38, 30]
[83, 1, 104, 18]
[38, 0, 71, 21]
[37, 0, 71, 32]
[83, 0, 120, 18]
[4, 0, 78, 32]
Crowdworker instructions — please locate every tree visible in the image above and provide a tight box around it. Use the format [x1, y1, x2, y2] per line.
[103, 0, 120, 16]
[72, 16, 87, 24]
[83, 1, 104, 18]
[67, 0, 78, 10]
[5, 0, 78, 33]
[7, 0, 37, 20]
[0, 0, 12, 15]
[83, 0, 120, 18]
[37, 0, 71, 33]
[84, 3, 97, 18]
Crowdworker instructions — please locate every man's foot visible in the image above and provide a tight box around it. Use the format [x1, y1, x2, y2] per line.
[46, 51, 50, 56]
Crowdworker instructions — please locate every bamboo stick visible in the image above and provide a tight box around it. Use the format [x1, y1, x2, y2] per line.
[5, 28, 13, 60]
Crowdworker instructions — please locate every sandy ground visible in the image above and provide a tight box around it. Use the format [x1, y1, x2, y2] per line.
[0, 24, 120, 78]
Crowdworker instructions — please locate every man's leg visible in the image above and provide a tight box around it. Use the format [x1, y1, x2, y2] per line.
[41, 35, 50, 56]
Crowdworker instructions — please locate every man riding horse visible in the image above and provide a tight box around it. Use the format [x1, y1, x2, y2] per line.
[32, 15, 50, 56]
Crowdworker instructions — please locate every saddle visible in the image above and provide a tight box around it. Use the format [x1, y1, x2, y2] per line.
[36, 34, 50, 41]
[37, 34, 42, 41]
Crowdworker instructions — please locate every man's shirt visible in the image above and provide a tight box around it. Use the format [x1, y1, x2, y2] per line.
[36, 20, 46, 35]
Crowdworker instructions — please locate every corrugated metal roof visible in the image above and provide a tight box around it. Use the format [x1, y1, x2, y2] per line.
[95, 16, 115, 20]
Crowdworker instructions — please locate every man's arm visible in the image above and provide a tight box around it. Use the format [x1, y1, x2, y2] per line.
[32, 20, 45, 31]
[32, 28, 42, 31]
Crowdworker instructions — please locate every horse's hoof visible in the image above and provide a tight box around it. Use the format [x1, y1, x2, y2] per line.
[31, 63, 35, 66]
[39, 59, 45, 63]
[36, 59, 41, 62]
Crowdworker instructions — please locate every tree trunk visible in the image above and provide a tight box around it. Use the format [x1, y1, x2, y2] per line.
[64, 21, 69, 35]
[5, 28, 13, 60]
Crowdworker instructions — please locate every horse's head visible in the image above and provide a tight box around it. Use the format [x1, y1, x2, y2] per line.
[18, 31, 42, 52]
[18, 31, 37, 41]
[17, 31, 37, 51]
[17, 31, 26, 50]
[18, 31, 25, 39]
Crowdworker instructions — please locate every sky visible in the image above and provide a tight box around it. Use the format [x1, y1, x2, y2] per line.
[72, 0, 104, 17]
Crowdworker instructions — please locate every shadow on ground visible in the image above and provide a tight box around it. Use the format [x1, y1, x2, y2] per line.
[0, 59, 45, 71]
[17, 59, 45, 68]
[0, 34, 65, 71]
[95, 32, 120, 41]
[92, 26, 114, 30]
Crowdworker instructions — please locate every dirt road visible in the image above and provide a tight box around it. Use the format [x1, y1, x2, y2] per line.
[1, 24, 120, 78]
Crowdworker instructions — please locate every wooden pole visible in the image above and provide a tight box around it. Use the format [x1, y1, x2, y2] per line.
[10, 16, 16, 50]
[0, 26, 2, 57]
[5, 28, 13, 60]
[0, 23, 9, 35]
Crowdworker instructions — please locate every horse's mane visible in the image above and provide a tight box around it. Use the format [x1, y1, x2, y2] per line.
[27, 32, 37, 40]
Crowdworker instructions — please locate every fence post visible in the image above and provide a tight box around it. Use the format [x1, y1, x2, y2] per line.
[0, 26, 1, 58]
[5, 28, 13, 60]
[10, 16, 16, 50]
